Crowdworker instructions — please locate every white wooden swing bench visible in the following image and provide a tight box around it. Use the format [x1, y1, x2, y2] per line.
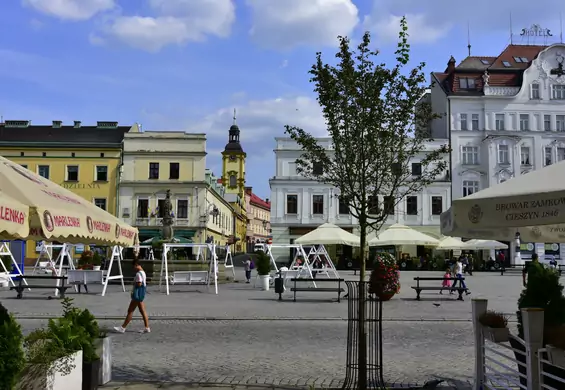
[170, 271, 209, 285]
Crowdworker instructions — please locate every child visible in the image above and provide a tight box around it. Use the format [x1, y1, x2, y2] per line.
[440, 268, 452, 295]
[243, 256, 254, 283]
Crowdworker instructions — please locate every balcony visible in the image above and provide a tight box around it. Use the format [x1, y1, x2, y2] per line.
[483, 86, 520, 96]
[124, 217, 191, 227]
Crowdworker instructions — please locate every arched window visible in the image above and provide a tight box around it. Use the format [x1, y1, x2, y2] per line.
[229, 175, 237, 187]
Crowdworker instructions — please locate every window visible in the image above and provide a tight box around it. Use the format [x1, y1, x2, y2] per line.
[498, 145, 509, 164]
[229, 175, 237, 187]
[71, 152, 75, 158]
[20, 164, 28, 169]
[157, 198, 166, 218]
[558, 148, 565, 162]
[514, 57, 523, 63]
[95, 165, 108, 181]
[553, 85, 565, 100]
[545, 147, 553, 166]
[460, 78, 475, 89]
[502, 61, 511, 67]
[42, 152, 46, 157]
[312, 195, 324, 214]
[383, 196, 394, 215]
[406, 196, 418, 215]
[520, 57, 528, 62]
[66, 165, 79, 181]
[286, 195, 298, 214]
[462, 180, 480, 197]
[411, 162, 422, 176]
[544, 115, 552, 131]
[557, 115, 565, 132]
[169, 162, 180, 179]
[338, 196, 350, 215]
[461, 146, 479, 165]
[38, 165, 49, 179]
[20, 152, 24, 157]
[177, 199, 188, 219]
[100, 153, 105, 158]
[471, 114, 479, 130]
[495, 114, 505, 130]
[149, 162, 159, 179]
[94, 198, 107, 211]
[531, 83, 540, 99]
[519, 114, 529, 131]
[481, 59, 490, 65]
[137, 199, 149, 218]
[460, 113, 468, 130]
[312, 162, 323, 175]
[520, 147, 531, 165]
[368, 196, 379, 214]
[431, 196, 443, 215]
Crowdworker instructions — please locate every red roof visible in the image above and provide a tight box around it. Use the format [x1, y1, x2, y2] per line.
[433, 44, 548, 95]
[250, 193, 270, 210]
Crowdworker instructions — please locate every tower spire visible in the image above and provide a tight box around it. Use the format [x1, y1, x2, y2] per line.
[467, 21, 472, 56]
[233, 108, 237, 125]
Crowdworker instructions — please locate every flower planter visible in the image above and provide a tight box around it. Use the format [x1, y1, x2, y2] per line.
[92, 266, 101, 271]
[376, 292, 395, 301]
[17, 350, 83, 390]
[0, 271, 9, 287]
[82, 359, 100, 390]
[483, 326, 510, 343]
[258, 275, 270, 291]
[94, 336, 112, 385]
[547, 345, 565, 368]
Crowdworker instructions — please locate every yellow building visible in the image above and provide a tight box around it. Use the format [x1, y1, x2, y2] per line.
[0, 119, 135, 263]
[220, 114, 247, 252]
[204, 170, 235, 245]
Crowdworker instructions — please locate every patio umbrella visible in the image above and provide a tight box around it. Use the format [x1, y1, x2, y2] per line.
[436, 236, 469, 250]
[0, 156, 138, 246]
[441, 160, 565, 242]
[464, 239, 508, 250]
[0, 191, 29, 239]
[142, 236, 192, 245]
[295, 223, 360, 246]
[369, 224, 439, 246]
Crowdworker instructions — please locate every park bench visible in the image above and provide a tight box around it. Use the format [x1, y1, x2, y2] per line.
[290, 278, 345, 302]
[10, 275, 71, 299]
[171, 271, 209, 285]
[411, 277, 467, 301]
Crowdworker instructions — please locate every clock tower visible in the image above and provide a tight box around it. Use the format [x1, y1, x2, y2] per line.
[221, 110, 246, 197]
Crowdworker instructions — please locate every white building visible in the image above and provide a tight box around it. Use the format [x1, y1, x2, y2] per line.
[269, 137, 450, 263]
[428, 41, 565, 263]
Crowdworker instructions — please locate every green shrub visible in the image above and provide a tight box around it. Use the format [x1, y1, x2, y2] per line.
[254, 251, 272, 275]
[0, 303, 25, 390]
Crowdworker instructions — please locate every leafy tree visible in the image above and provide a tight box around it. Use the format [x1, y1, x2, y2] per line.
[285, 17, 449, 387]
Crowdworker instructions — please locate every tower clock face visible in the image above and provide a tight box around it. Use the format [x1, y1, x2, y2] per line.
[229, 155, 236, 161]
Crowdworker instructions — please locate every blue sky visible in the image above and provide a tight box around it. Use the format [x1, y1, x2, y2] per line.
[0, 0, 561, 199]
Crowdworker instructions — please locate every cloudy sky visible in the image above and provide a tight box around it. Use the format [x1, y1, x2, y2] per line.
[0, 0, 562, 198]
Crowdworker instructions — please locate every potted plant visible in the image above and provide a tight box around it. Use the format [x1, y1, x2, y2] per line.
[91, 252, 102, 271]
[545, 325, 565, 368]
[95, 329, 112, 385]
[0, 302, 26, 390]
[369, 253, 400, 301]
[478, 310, 509, 342]
[78, 251, 94, 270]
[255, 251, 272, 291]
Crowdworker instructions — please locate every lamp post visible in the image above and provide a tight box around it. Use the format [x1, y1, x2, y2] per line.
[514, 231, 521, 266]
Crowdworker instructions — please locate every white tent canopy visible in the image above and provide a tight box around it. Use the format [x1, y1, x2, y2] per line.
[369, 224, 439, 247]
[464, 239, 508, 250]
[441, 160, 565, 242]
[436, 236, 468, 250]
[295, 223, 360, 246]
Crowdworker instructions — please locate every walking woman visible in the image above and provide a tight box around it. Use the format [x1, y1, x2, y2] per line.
[114, 259, 150, 333]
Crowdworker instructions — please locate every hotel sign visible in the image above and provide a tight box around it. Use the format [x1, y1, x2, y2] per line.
[60, 182, 101, 190]
[520, 24, 553, 37]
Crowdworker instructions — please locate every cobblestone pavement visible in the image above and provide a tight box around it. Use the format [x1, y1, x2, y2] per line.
[17, 319, 473, 389]
[1, 271, 529, 321]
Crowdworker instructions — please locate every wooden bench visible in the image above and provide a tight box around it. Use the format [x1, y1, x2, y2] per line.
[171, 271, 209, 285]
[290, 278, 345, 302]
[10, 275, 71, 299]
[411, 277, 468, 301]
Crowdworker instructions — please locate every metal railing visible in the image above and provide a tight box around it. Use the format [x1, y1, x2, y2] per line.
[538, 348, 565, 389]
[483, 335, 526, 389]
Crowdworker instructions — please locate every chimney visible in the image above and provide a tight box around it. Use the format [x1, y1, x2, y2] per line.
[445, 56, 456, 73]
[74, 121, 81, 128]
[266, 198, 270, 203]
[52, 120, 62, 128]
[245, 186, 252, 195]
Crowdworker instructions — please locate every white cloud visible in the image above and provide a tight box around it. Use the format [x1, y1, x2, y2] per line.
[189, 96, 326, 144]
[246, 0, 359, 49]
[23, 0, 115, 21]
[99, 0, 235, 52]
[364, 13, 450, 44]
[280, 59, 289, 68]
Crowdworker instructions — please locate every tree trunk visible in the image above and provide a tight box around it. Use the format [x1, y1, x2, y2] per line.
[358, 220, 368, 389]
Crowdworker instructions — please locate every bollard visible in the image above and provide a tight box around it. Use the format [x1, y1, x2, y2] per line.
[274, 270, 284, 301]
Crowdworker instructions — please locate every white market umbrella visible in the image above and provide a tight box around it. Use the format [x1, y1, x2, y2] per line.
[464, 239, 508, 250]
[441, 160, 565, 242]
[436, 236, 469, 250]
[369, 224, 439, 246]
[295, 223, 360, 246]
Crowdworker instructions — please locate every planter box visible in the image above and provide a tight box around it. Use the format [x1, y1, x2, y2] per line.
[0, 271, 9, 287]
[82, 359, 100, 390]
[95, 336, 112, 385]
[17, 350, 83, 390]
[483, 326, 510, 343]
[547, 345, 565, 368]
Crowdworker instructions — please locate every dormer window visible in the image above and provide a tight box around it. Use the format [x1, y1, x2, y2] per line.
[514, 57, 523, 63]
[514, 57, 529, 63]
[502, 61, 511, 67]
[480, 59, 490, 65]
[460, 77, 476, 89]
[531, 83, 540, 99]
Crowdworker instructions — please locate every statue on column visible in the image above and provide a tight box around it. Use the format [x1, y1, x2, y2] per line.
[161, 189, 174, 240]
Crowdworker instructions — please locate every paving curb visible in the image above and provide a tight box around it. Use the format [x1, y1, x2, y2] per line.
[102, 381, 465, 389]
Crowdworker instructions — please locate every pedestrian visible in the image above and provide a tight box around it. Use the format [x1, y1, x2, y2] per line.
[523, 253, 541, 287]
[440, 268, 452, 295]
[114, 259, 150, 334]
[243, 256, 254, 283]
[452, 257, 470, 295]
